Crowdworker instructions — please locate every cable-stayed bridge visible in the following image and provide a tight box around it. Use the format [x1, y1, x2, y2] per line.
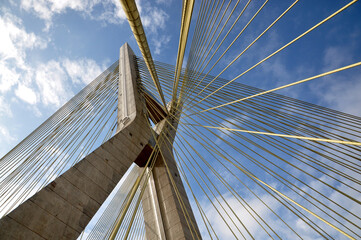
[0, 0, 360, 239]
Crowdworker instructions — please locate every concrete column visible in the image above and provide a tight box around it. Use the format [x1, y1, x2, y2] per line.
[142, 105, 202, 240]
[0, 43, 151, 240]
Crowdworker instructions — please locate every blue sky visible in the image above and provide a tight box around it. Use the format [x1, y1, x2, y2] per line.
[1, 0, 360, 157]
[0, 0, 184, 157]
[1, 0, 361, 239]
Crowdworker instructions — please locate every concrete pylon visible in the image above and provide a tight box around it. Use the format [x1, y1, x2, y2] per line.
[0, 43, 200, 239]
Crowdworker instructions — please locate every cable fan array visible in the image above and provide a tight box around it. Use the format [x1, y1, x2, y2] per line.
[78, 166, 146, 240]
[137, 56, 361, 239]
[0, 61, 120, 218]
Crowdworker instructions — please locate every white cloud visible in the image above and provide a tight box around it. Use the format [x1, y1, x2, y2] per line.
[15, 84, 38, 105]
[0, 125, 16, 142]
[63, 58, 103, 84]
[137, 2, 171, 55]
[0, 10, 47, 95]
[199, 192, 284, 239]
[0, 62, 19, 93]
[142, 6, 168, 33]
[314, 73, 361, 117]
[218, 117, 238, 138]
[214, 115, 249, 144]
[0, 1, 170, 110]
[0, 123, 17, 158]
[194, 169, 360, 239]
[261, 58, 292, 83]
[20, 0, 127, 29]
[18, 0, 170, 54]
[0, 11, 47, 66]
[35, 60, 72, 107]
[33, 58, 105, 108]
[0, 96, 12, 117]
[31, 105, 43, 117]
[0, 10, 104, 108]
[323, 46, 352, 70]
[153, 35, 171, 55]
[313, 45, 361, 116]
[94, 0, 126, 25]
[20, 0, 98, 24]
[155, 0, 172, 5]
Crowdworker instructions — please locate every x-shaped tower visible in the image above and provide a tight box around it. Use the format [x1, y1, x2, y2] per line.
[0, 43, 200, 240]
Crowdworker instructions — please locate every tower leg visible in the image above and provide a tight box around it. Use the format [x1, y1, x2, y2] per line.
[142, 115, 201, 240]
[0, 43, 151, 240]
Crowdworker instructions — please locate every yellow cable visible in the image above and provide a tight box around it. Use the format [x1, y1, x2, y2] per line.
[198, 62, 361, 113]
[191, 0, 358, 110]
[189, 124, 361, 146]
[119, 0, 168, 110]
